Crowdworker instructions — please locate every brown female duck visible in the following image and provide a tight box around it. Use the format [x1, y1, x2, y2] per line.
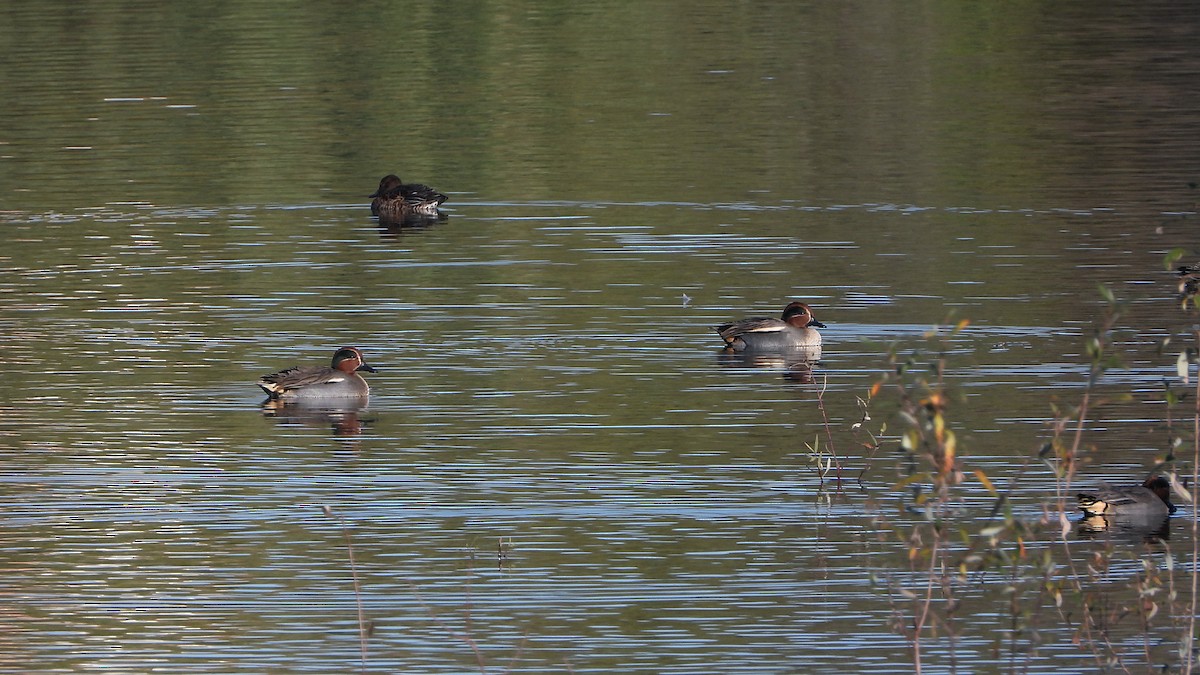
[370, 174, 447, 220]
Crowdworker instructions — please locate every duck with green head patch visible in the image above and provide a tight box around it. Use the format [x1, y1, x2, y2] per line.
[257, 347, 376, 400]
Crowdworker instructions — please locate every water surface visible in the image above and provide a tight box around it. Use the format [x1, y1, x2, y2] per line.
[2, 1, 1200, 673]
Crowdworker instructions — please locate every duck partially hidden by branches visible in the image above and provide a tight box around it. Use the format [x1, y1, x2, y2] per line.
[1077, 476, 1177, 518]
[1177, 263, 1200, 305]
[370, 174, 447, 224]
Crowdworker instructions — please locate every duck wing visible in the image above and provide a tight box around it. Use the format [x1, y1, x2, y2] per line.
[258, 366, 345, 395]
[392, 182, 447, 206]
[715, 317, 787, 342]
[1077, 485, 1154, 515]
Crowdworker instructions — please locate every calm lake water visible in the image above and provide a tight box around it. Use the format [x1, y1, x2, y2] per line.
[3, 1, 1200, 673]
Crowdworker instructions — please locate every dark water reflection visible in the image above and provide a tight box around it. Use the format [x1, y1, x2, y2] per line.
[261, 400, 372, 439]
[3, 0, 1200, 673]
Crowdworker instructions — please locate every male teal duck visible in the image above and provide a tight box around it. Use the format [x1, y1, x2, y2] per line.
[370, 174, 447, 219]
[1077, 476, 1176, 518]
[714, 301, 825, 352]
[257, 347, 376, 400]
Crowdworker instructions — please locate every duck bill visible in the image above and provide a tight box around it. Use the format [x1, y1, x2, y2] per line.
[357, 364, 377, 373]
[810, 320, 827, 328]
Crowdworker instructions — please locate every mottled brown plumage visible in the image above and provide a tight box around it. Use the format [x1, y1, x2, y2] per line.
[370, 174, 447, 220]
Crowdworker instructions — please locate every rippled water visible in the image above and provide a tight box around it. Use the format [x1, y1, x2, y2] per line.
[3, 1, 1200, 673]
[4, 199, 1196, 673]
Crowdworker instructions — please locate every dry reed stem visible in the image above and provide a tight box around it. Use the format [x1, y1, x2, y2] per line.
[322, 506, 369, 674]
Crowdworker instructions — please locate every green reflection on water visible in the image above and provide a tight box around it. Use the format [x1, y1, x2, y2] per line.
[2, 2, 1195, 210]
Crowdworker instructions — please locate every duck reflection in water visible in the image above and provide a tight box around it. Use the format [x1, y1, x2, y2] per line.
[716, 345, 822, 383]
[261, 398, 370, 438]
[1076, 512, 1171, 545]
[376, 213, 446, 239]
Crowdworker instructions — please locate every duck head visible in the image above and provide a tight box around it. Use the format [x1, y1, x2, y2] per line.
[370, 175, 403, 198]
[332, 347, 377, 374]
[782, 302, 826, 329]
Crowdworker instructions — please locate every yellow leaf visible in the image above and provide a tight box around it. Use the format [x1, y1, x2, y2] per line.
[942, 430, 956, 473]
[974, 469, 997, 496]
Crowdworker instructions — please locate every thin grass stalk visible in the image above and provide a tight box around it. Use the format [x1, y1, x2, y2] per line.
[323, 506, 369, 674]
[814, 372, 844, 488]
[407, 580, 488, 673]
[1051, 296, 1122, 665]
[910, 531, 940, 675]
[1187, 347, 1200, 675]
